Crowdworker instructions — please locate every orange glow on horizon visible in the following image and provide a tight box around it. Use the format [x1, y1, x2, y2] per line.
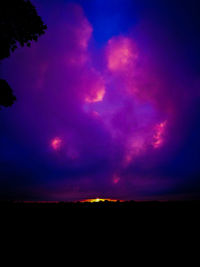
[80, 198, 122, 203]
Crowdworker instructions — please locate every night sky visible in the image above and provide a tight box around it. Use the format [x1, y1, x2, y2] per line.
[1, 0, 200, 201]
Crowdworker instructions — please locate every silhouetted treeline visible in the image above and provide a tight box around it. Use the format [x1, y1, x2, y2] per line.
[0, 0, 47, 60]
[0, 0, 47, 109]
[0, 200, 199, 209]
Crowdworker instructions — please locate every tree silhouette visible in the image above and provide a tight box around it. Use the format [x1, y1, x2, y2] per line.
[0, 0, 47, 60]
[0, 0, 47, 108]
[0, 79, 16, 109]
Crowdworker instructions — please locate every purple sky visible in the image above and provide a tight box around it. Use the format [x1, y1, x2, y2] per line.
[1, 0, 200, 201]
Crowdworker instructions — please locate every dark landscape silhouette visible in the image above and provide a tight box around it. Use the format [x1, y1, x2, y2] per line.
[0, 200, 199, 209]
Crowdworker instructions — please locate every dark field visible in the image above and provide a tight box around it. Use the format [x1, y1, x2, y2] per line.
[1, 200, 200, 209]
[1, 201, 199, 226]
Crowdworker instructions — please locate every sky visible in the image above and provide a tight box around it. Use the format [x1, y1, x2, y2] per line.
[1, 0, 200, 201]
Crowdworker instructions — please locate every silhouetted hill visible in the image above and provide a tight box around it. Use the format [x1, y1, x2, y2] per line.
[0, 200, 200, 209]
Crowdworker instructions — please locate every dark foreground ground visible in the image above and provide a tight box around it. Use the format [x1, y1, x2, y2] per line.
[1, 201, 200, 226]
[1, 200, 200, 209]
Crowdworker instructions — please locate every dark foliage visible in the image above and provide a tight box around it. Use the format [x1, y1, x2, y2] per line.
[0, 0, 47, 109]
[0, 79, 16, 109]
[0, 0, 47, 60]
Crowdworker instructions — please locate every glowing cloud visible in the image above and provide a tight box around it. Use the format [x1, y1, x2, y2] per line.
[51, 137, 62, 151]
[113, 174, 120, 184]
[153, 121, 167, 149]
[78, 19, 93, 49]
[107, 36, 138, 72]
[124, 136, 146, 165]
[66, 4, 93, 50]
[85, 86, 105, 103]
[2, 1, 191, 202]
[83, 69, 106, 103]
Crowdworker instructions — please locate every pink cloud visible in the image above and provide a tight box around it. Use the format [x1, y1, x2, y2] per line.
[1, 2, 197, 200]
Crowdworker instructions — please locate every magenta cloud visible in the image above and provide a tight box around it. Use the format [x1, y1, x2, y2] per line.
[1, 2, 198, 201]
